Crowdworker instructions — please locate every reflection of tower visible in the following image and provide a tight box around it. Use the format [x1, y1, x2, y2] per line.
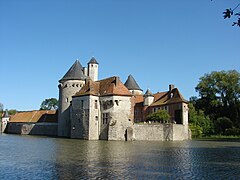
[58, 60, 88, 137]
[87, 57, 99, 81]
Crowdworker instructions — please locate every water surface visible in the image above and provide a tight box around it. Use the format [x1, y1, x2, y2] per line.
[0, 134, 240, 179]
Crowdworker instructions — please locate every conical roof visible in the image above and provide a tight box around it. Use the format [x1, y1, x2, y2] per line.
[144, 89, 153, 97]
[59, 60, 87, 82]
[88, 57, 99, 64]
[124, 75, 142, 91]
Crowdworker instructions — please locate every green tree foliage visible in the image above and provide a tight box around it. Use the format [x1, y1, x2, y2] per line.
[194, 70, 240, 134]
[188, 103, 213, 137]
[0, 102, 3, 120]
[215, 117, 233, 134]
[40, 98, 58, 110]
[195, 70, 240, 127]
[8, 109, 17, 115]
[146, 110, 170, 123]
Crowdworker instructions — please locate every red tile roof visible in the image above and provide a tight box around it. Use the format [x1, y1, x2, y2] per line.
[150, 88, 188, 106]
[74, 76, 132, 97]
[9, 110, 58, 123]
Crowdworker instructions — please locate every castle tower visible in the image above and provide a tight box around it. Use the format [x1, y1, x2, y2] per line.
[124, 75, 143, 95]
[143, 89, 154, 106]
[88, 57, 99, 81]
[58, 60, 88, 137]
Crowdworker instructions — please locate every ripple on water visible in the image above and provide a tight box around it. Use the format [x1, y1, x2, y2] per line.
[0, 135, 240, 179]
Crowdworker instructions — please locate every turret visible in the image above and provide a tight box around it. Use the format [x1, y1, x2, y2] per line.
[58, 60, 88, 137]
[124, 75, 143, 95]
[88, 57, 99, 81]
[144, 89, 154, 106]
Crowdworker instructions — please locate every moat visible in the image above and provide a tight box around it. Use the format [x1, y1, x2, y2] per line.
[0, 134, 240, 179]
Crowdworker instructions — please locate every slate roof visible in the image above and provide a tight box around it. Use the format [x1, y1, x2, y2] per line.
[144, 89, 153, 96]
[9, 110, 58, 123]
[74, 76, 132, 97]
[124, 75, 142, 91]
[88, 57, 99, 64]
[59, 60, 88, 82]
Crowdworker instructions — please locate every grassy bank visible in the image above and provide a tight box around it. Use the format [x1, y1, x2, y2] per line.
[193, 135, 240, 142]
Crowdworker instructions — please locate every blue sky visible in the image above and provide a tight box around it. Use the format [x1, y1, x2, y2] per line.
[0, 0, 239, 111]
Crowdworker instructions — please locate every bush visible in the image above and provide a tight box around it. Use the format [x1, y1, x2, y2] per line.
[146, 110, 170, 123]
[215, 117, 233, 134]
[189, 124, 203, 138]
[224, 128, 240, 136]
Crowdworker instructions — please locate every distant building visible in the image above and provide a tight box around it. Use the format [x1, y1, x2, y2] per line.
[5, 110, 57, 136]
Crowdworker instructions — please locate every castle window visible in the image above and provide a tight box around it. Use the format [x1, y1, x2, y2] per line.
[80, 100, 84, 109]
[95, 116, 98, 121]
[102, 113, 109, 124]
[164, 106, 168, 111]
[95, 100, 98, 109]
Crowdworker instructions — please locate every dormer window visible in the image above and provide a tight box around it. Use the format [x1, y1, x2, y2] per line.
[170, 93, 173, 98]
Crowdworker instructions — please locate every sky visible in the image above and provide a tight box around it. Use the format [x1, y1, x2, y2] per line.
[0, 0, 239, 111]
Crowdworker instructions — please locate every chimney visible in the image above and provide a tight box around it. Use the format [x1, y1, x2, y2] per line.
[169, 84, 175, 91]
[114, 77, 119, 86]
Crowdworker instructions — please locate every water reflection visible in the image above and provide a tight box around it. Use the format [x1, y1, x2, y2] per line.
[0, 135, 240, 179]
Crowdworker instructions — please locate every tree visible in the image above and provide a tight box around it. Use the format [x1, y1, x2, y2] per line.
[215, 117, 233, 134]
[40, 98, 58, 110]
[8, 109, 17, 115]
[188, 103, 213, 137]
[0, 103, 3, 119]
[195, 70, 240, 128]
[222, 2, 240, 27]
[146, 110, 170, 123]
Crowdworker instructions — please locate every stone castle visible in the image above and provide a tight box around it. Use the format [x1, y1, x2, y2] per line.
[57, 58, 190, 141]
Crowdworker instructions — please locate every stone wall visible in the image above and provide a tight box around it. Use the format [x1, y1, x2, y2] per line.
[71, 96, 90, 139]
[6, 123, 58, 136]
[172, 124, 189, 140]
[133, 124, 164, 141]
[106, 96, 133, 141]
[133, 124, 189, 141]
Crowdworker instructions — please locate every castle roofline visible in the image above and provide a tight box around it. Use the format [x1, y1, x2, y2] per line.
[88, 57, 99, 65]
[59, 60, 88, 83]
[124, 74, 142, 91]
[73, 76, 132, 97]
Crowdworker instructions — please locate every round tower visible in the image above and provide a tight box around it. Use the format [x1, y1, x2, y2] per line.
[58, 60, 88, 137]
[88, 57, 99, 81]
[144, 89, 154, 106]
[124, 74, 143, 95]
